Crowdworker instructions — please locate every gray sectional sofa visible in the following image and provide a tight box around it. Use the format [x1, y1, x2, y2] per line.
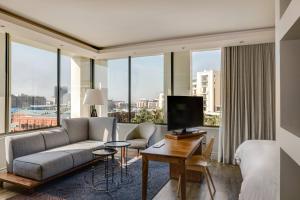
[5, 117, 116, 181]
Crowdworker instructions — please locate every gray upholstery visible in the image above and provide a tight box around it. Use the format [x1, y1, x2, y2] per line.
[41, 128, 70, 149]
[47, 140, 105, 166]
[127, 138, 148, 149]
[62, 118, 89, 143]
[126, 122, 156, 150]
[89, 117, 117, 141]
[13, 151, 73, 181]
[5, 132, 46, 173]
[5, 117, 116, 180]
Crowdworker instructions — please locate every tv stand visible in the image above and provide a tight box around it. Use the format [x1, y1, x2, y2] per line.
[173, 128, 199, 135]
[166, 129, 206, 140]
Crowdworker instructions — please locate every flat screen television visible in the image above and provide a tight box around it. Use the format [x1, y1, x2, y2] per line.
[167, 96, 203, 133]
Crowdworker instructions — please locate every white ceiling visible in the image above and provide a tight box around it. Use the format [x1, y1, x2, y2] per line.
[0, 0, 275, 48]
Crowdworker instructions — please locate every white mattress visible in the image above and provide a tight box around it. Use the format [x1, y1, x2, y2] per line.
[235, 140, 279, 200]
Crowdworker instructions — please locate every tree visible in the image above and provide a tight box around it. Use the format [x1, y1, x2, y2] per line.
[131, 108, 164, 124]
[204, 114, 220, 126]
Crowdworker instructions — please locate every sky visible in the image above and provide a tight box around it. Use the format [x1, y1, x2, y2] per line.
[107, 55, 164, 102]
[11, 42, 71, 98]
[11, 41, 220, 101]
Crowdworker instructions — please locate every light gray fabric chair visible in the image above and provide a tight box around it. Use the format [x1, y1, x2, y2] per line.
[126, 122, 156, 154]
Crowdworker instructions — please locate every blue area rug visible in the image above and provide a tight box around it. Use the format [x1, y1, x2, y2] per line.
[9, 160, 169, 200]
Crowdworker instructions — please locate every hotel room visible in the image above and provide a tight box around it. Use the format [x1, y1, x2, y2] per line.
[0, 1, 299, 200]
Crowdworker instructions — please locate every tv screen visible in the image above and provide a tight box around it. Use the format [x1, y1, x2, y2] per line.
[167, 96, 203, 131]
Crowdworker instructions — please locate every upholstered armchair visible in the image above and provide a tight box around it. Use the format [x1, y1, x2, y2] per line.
[125, 122, 156, 154]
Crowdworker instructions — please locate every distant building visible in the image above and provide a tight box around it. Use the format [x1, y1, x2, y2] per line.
[158, 93, 164, 109]
[192, 79, 197, 96]
[195, 70, 221, 113]
[147, 99, 159, 109]
[54, 86, 68, 103]
[136, 98, 148, 109]
[11, 94, 47, 108]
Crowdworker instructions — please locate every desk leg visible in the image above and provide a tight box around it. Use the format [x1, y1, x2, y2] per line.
[142, 156, 148, 200]
[179, 159, 186, 200]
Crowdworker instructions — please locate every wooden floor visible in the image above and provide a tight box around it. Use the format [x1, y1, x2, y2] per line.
[0, 151, 242, 200]
[154, 163, 242, 200]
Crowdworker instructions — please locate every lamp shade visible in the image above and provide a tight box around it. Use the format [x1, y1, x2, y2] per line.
[83, 89, 104, 105]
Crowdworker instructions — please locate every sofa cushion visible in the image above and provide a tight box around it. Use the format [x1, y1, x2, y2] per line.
[5, 132, 46, 173]
[47, 140, 105, 167]
[13, 151, 73, 181]
[41, 128, 70, 149]
[62, 118, 89, 143]
[89, 117, 116, 141]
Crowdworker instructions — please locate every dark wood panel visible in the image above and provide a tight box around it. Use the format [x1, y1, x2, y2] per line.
[280, 148, 300, 200]
[280, 39, 300, 137]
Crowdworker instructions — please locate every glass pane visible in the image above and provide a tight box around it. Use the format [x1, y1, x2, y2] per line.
[107, 58, 129, 123]
[192, 49, 221, 126]
[10, 41, 57, 132]
[131, 55, 164, 123]
[60, 54, 71, 121]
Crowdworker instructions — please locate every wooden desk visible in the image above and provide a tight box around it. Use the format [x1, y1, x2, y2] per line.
[141, 134, 204, 200]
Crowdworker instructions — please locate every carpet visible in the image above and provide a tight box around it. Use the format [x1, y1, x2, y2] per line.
[8, 159, 169, 200]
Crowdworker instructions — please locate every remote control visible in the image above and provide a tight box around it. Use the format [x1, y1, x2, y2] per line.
[153, 142, 165, 148]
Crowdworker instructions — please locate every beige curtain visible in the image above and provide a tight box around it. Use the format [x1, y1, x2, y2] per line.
[219, 43, 275, 164]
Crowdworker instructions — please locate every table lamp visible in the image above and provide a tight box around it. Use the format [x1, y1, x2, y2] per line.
[83, 89, 104, 117]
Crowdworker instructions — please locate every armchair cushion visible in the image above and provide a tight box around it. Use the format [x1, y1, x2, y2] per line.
[127, 139, 148, 149]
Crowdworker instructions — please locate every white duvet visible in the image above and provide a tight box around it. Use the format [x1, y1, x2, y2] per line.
[235, 140, 279, 200]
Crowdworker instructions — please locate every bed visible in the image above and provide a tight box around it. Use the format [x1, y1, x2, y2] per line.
[235, 140, 279, 200]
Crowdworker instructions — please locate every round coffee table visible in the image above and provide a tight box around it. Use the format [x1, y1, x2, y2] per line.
[104, 141, 131, 182]
[91, 148, 117, 192]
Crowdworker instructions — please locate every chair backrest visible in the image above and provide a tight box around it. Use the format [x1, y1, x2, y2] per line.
[138, 122, 156, 141]
[202, 137, 215, 160]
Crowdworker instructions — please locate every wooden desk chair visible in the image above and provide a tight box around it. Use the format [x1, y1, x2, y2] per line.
[177, 138, 216, 200]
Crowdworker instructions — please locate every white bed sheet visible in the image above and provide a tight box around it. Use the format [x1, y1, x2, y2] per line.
[235, 140, 279, 200]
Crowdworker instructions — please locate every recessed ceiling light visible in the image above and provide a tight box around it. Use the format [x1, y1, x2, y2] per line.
[59, 44, 64, 47]
[0, 25, 5, 28]
[239, 41, 245, 44]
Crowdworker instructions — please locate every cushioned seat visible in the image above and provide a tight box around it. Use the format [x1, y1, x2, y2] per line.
[47, 140, 105, 166]
[127, 138, 148, 149]
[13, 151, 73, 181]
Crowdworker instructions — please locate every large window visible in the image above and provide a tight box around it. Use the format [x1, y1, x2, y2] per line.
[131, 55, 164, 123]
[192, 49, 221, 126]
[10, 41, 57, 132]
[107, 58, 129, 123]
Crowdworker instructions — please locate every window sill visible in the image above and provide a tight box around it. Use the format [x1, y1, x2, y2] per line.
[7, 126, 60, 135]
